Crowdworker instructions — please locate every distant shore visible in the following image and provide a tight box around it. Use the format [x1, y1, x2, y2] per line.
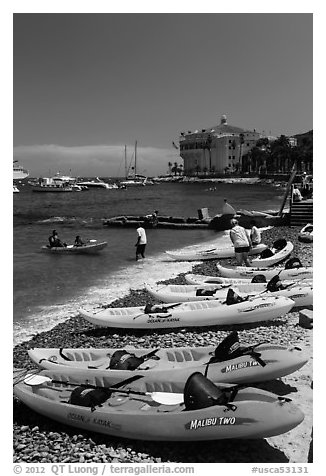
[13, 225, 313, 464]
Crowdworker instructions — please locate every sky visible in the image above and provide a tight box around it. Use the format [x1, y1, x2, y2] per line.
[12, 8, 313, 178]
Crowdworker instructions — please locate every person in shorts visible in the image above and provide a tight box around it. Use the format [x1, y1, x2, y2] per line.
[229, 218, 252, 266]
[135, 223, 147, 260]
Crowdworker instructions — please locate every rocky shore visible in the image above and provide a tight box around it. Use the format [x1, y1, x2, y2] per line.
[13, 225, 313, 464]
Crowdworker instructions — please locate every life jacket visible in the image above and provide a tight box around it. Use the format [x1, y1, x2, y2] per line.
[108, 350, 145, 371]
[183, 372, 232, 411]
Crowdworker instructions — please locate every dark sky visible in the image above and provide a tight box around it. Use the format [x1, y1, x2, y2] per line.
[13, 12, 313, 176]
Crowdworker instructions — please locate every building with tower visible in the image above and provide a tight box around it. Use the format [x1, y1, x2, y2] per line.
[179, 115, 262, 175]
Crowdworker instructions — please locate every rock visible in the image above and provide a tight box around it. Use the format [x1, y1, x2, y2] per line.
[299, 309, 313, 329]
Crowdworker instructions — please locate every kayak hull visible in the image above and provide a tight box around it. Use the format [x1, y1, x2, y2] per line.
[298, 224, 313, 243]
[251, 241, 294, 268]
[79, 296, 294, 329]
[14, 371, 304, 441]
[145, 283, 313, 308]
[41, 242, 108, 254]
[27, 344, 308, 384]
[216, 264, 313, 281]
[165, 243, 267, 261]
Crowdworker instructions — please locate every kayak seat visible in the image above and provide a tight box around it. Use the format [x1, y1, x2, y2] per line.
[183, 372, 231, 411]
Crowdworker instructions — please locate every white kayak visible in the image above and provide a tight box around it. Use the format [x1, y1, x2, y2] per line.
[251, 241, 294, 268]
[165, 243, 267, 261]
[298, 224, 313, 243]
[13, 370, 304, 441]
[79, 295, 294, 329]
[145, 283, 313, 308]
[27, 335, 308, 384]
[216, 263, 313, 281]
[41, 241, 108, 254]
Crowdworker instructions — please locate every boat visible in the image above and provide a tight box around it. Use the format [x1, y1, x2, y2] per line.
[30, 176, 74, 192]
[27, 331, 308, 384]
[79, 295, 294, 329]
[216, 263, 313, 281]
[165, 243, 267, 261]
[251, 240, 294, 268]
[298, 224, 313, 243]
[13, 184, 20, 193]
[103, 214, 209, 229]
[76, 177, 118, 189]
[13, 160, 29, 180]
[145, 283, 313, 308]
[13, 370, 304, 440]
[41, 241, 108, 254]
[208, 211, 289, 231]
[119, 142, 153, 187]
[185, 272, 313, 286]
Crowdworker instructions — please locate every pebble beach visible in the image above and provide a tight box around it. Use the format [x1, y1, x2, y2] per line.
[13, 225, 313, 464]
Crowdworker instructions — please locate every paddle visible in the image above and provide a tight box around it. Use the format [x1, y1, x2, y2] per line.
[23, 374, 184, 405]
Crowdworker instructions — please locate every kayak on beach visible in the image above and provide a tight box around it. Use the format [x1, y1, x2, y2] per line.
[298, 224, 313, 243]
[251, 240, 294, 268]
[13, 369, 304, 441]
[165, 243, 267, 261]
[78, 295, 294, 329]
[215, 262, 313, 281]
[185, 272, 313, 285]
[145, 282, 313, 308]
[27, 331, 308, 384]
[41, 241, 108, 254]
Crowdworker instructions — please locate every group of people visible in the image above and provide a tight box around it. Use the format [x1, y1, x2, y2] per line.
[229, 218, 261, 266]
[48, 230, 84, 248]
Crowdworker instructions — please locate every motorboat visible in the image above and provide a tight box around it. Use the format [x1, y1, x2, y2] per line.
[30, 176, 74, 192]
[76, 177, 118, 189]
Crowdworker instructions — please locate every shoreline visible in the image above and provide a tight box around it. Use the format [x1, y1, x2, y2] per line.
[13, 225, 313, 463]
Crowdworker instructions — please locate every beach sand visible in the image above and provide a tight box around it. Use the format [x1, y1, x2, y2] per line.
[13, 225, 313, 464]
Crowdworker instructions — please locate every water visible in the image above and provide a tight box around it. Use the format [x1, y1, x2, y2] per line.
[13, 180, 286, 345]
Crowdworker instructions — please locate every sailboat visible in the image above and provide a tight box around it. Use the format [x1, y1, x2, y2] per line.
[120, 141, 153, 187]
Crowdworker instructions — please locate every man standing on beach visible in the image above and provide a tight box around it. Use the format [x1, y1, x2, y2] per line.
[229, 218, 252, 266]
[135, 222, 147, 260]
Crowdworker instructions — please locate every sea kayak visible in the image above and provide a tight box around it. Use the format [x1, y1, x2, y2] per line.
[216, 264, 313, 281]
[145, 283, 313, 308]
[79, 295, 294, 329]
[27, 333, 308, 384]
[165, 243, 267, 261]
[41, 241, 108, 254]
[251, 241, 294, 268]
[298, 224, 313, 243]
[13, 370, 304, 440]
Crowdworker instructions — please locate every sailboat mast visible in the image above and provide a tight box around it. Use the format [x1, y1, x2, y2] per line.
[124, 145, 127, 179]
[134, 140, 137, 177]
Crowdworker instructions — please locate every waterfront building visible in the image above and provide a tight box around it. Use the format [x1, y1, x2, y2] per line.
[179, 115, 262, 175]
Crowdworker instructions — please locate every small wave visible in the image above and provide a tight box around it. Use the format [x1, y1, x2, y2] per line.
[13, 232, 231, 346]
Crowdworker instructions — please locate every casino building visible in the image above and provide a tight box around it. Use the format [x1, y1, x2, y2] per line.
[179, 115, 264, 175]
